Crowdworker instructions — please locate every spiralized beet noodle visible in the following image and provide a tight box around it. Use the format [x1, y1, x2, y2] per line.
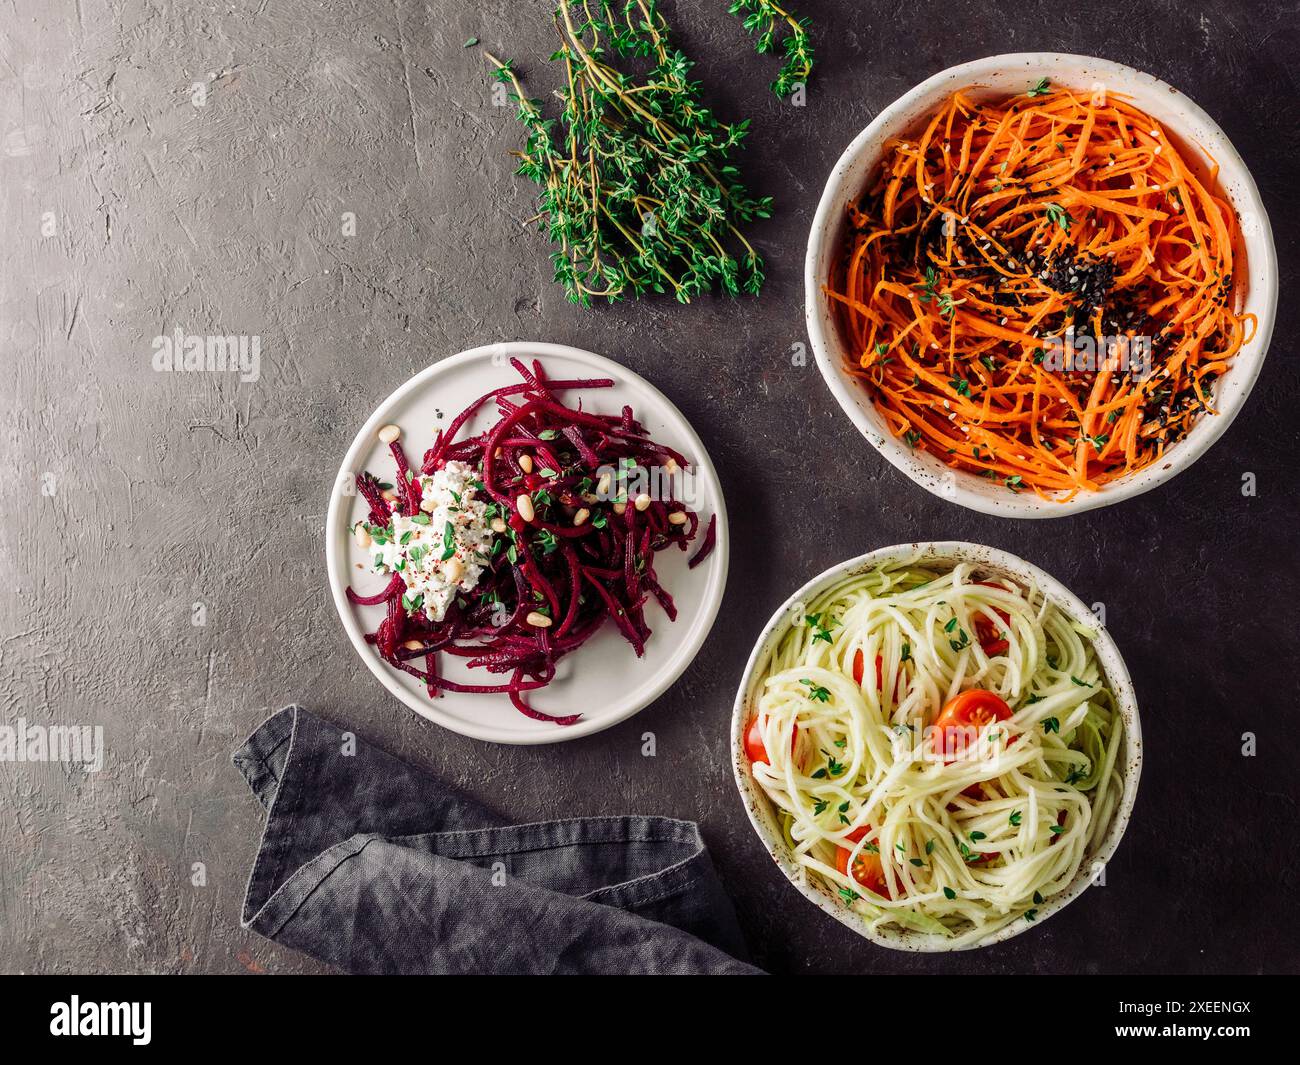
[346, 357, 716, 726]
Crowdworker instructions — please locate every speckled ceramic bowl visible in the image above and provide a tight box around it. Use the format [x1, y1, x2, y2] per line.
[731, 541, 1143, 952]
[805, 53, 1277, 518]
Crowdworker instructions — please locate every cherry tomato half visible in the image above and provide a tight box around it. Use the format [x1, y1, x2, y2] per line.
[851, 649, 882, 688]
[973, 582, 1012, 656]
[931, 688, 1013, 762]
[852, 649, 902, 701]
[974, 615, 1010, 656]
[836, 828, 891, 898]
[744, 716, 797, 765]
[934, 688, 1013, 731]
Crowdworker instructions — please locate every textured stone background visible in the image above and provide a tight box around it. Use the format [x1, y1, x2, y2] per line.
[1, 0, 1296, 975]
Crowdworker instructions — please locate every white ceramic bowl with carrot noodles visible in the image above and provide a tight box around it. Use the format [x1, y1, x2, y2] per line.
[731, 542, 1142, 951]
[805, 53, 1277, 518]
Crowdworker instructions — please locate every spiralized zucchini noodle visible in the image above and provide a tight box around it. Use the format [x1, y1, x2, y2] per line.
[746, 557, 1124, 945]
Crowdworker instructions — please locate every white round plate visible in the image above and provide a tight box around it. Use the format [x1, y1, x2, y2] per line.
[731, 541, 1143, 951]
[805, 52, 1278, 518]
[326, 341, 729, 744]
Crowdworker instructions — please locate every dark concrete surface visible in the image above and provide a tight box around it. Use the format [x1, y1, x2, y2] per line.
[1, 0, 1297, 975]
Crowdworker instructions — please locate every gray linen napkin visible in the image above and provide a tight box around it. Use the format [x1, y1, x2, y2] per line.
[233, 705, 761, 974]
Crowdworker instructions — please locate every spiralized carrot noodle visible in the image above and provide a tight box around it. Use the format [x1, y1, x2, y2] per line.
[825, 83, 1254, 498]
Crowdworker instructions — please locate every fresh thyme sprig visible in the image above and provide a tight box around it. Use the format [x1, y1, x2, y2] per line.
[486, 1, 771, 306]
[727, 0, 814, 98]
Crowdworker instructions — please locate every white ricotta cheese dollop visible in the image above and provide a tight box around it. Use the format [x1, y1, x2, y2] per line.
[365, 460, 492, 622]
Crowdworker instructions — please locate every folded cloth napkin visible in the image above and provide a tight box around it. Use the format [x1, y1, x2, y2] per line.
[233, 705, 761, 974]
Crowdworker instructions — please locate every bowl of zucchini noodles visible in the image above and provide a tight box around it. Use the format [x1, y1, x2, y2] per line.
[732, 542, 1141, 951]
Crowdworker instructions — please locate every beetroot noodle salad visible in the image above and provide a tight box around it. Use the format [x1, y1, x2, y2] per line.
[346, 357, 718, 726]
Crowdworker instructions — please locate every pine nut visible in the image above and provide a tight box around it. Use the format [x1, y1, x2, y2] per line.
[403, 639, 424, 651]
[381, 489, 398, 503]
[518, 454, 534, 473]
[663, 457, 680, 475]
[378, 424, 401, 444]
[634, 493, 651, 512]
[613, 501, 627, 516]
[525, 611, 553, 629]
[573, 508, 590, 527]
[443, 556, 464, 583]
[353, 524, 372, 548]
[419, 495, 436, 513]
[596, 472, 612, 496]
[668, 511, 687, 525]
[490, 517, 508, 534]
[516, 494, 536, 522]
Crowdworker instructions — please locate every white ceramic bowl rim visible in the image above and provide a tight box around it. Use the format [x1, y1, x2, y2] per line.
[324, 341, 730, 745]
[804, 52, 1279, 518]
[730, 541, 1143, 952]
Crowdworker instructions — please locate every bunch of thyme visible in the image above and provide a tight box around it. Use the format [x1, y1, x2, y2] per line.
[727, 0, 814, 98]
[486, 1, 771, 306]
